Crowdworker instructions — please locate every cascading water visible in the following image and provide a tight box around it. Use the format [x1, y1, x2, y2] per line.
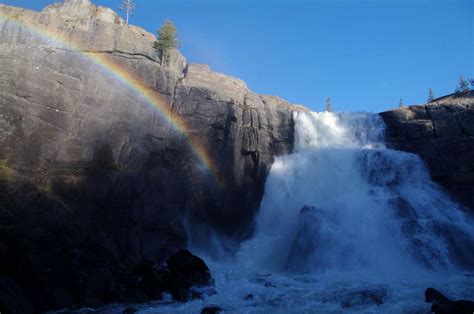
[126, 111, 474, 313]
[238, 111, 474, 276]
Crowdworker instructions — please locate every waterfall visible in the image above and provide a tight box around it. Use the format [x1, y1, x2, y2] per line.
[138, 110, 474, 313]
[238, 111, 474, 277]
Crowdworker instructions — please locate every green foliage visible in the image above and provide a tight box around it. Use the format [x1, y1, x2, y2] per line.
[325, 97, 333, 112]
[456, 75, 469, 94]
[153, 19, 180, 62]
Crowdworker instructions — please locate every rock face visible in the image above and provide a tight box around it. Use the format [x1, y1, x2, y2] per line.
[0, 0, 294, 311]
[380, 92, 474, 211]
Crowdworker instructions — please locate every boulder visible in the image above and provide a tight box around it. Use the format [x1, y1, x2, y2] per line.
[425, 287, 474, 314]
[286, 205, 332, 271]
[161, 249, 213, 302]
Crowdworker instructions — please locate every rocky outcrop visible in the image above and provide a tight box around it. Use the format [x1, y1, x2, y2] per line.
[380, 92, 474, 211]
[0, 0, 294, 311]
[425, 287, 474, 314]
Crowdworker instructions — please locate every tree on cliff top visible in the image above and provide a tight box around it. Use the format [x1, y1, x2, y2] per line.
[325, 98, 333, 112]
[427, 88, 434, 102]
[456, 75, 469, 94]
[119, 0, 135, 25]
[153, 19, 180, 64]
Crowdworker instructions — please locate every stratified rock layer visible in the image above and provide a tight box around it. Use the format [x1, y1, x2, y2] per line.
[380, 92, 474, 211]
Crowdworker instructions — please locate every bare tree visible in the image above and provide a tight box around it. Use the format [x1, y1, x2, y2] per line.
[119, 0, 135, 25]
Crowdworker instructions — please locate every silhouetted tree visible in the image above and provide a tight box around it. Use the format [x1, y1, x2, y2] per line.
[119, 0, 135, 25]
[153, 19, 180, 64]
[456, 75, 469, 94]
[325, 98, 333, 112]
[427, 88, 434, 102]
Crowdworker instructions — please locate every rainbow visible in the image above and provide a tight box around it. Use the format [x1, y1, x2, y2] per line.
[0, 10, 224, 187]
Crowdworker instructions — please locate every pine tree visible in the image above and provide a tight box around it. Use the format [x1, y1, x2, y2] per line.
[325, 98, 333, 112]
[427, 88, 434, 102]
[456, 75, 469, 94]
[119, 0, 135, 25]
[153, 19, 180, 64]
[399, 98, 404, 108]
[469, 78, 474, 89]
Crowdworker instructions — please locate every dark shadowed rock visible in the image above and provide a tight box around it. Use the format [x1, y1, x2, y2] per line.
[425, 287, 474, 314]
[0, 276, 34, 314]
[380, 93, 474, 211]
[122, 307, 137, 314]
[163, 249, 213, 302]
[201, 306, 223, 314]
[286, 205, 333, 272]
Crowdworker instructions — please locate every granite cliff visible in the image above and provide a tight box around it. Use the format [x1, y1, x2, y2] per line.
[381, 92, 474, 212]
[0, 0, 294, 311]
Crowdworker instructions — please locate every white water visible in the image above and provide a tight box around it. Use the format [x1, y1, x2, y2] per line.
[110, 111, 474, 313]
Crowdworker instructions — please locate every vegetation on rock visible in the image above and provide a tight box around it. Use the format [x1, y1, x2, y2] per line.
[153, 19, 180, 64]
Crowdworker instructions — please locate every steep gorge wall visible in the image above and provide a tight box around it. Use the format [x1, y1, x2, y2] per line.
[380, 93, 474, 212]
[0, 0, 294, 310]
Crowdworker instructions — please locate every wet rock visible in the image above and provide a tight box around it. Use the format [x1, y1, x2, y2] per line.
[160, 249, 213, 302]
[122, 307, 137, 314]
[425, 287, 474, 314]
[380, 93, 474, 212]
[340, 287, 387, 308]
[201, 306, 222, 314]
[287, 205, 333, 271]
[322, 286, 387, 309]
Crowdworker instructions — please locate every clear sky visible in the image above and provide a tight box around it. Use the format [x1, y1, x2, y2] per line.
[2, 0, 473, 112]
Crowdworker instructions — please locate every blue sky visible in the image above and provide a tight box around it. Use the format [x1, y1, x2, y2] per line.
[3, 0, 473, 112]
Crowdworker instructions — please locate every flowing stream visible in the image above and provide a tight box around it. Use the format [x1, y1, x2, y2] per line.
[111, 111, 474, 313]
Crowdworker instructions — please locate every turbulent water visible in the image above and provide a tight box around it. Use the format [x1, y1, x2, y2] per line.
[109, 111, 474, 313]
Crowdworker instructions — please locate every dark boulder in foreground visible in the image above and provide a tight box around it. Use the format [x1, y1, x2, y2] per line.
[425, 287, 474, 314]
[159, 249, 214, 302]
